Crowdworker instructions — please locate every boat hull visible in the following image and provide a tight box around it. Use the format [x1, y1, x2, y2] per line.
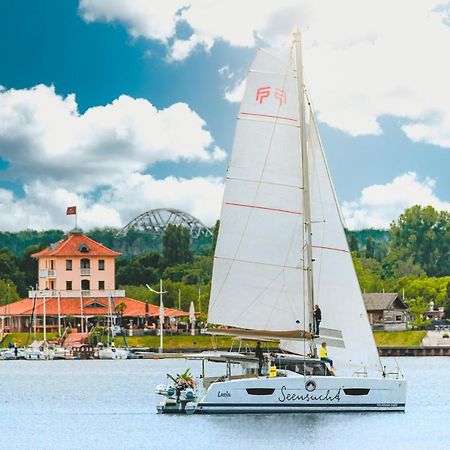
[194, 375, 406, 414]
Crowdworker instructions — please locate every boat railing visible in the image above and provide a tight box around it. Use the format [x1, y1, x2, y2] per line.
[382, 360, 404, 380]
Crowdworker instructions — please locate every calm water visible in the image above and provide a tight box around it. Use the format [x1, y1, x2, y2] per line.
[0, 357, 448, 450]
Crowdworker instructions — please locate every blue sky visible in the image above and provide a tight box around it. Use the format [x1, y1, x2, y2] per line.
[0, 0, 449, 231]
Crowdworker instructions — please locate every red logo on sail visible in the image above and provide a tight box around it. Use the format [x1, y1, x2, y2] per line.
[275, 89, 287, 105]
[256, 86, 287, 105]
[256, 86, 271, 103]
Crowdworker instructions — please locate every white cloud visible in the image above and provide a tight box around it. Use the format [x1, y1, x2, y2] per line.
[0, 84, 225, 192]
[0, 175, 224, 232]
[218, 65, 234, 79]
[79, 0, 450, 148]
[224, 78, 246, 103]
[0, 84, 226, 231]
[342, 172, 450, 230]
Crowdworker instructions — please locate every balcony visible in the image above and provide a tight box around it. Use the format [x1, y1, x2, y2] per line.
[80, 268, 91, 276]
[39, 270, 56, 278]
[28, 289, 125, 299]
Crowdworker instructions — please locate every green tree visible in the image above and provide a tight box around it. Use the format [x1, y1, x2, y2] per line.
[390, 205, 450, 277]
[0, 279, 20, 305]
[162, 225, 193, 267]
[407, 296, 431, 329]
[18, 244, 43, 290]
[352, 254, 385, 292]
[395, 276, 450, 306]
[349, 234, 359, 253]
[365, 236, 375, 259]
[211, 220, 220, 255]
[116, 253, 160, 286]
[0, 248, 26, 296]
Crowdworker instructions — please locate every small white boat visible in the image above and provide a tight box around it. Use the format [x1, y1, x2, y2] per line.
[156, 29, 406, 414]
[23, 341, 54, 360]
[0, 348, 25, 360]
[97, 346, 129, 360]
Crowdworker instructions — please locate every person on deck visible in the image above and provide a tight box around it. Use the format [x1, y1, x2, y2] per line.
[314, 305, 322, 336]
[255, 341, 264, 376]
[320, 342, 333, 367]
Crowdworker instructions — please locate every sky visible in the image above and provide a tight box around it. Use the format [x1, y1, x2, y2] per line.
[0, 0, 449, 232]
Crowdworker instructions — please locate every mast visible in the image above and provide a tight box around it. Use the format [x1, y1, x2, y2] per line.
[293, 30, 315, 335]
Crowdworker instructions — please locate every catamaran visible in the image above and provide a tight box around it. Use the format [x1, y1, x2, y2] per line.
[156, 30, 406, 414]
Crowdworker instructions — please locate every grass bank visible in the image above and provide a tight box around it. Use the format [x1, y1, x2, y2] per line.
[2, 331, 427, 349]
[113, 334, 257, 350]
[374, 331, 426, 347]
[1, 333, 58, 347]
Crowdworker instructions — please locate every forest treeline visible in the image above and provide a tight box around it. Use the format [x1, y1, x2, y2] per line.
[0, 206, 449, 321]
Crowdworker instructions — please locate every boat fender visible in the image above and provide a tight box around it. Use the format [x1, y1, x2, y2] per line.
[185, 402, 197, 414]
[185, 388, 195, 400]
[167, 387, 175, 397]
[269, 365, 277, 378]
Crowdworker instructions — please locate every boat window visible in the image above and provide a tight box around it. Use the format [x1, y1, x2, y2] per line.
[343, 388, 370, 396]
[273, 358, 333, 376]
[246, 388, 275, 395]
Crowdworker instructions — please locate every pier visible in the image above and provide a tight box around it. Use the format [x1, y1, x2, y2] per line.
[378, 346, 450, 356]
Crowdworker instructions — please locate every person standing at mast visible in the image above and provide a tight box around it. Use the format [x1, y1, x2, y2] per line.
[314, 305, 322, 336]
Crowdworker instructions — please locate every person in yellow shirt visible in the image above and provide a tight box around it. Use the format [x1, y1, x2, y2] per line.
[319, 342, 333, 368]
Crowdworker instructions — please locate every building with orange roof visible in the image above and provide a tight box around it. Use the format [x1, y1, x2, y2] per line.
[0, 229, 187, 334]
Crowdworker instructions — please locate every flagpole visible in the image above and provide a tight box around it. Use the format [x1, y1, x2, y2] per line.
[57, 291, 61, 339]
[43, 292, 47, 342]
[145, 282, 167, 355]
[160, 279, 163, 354]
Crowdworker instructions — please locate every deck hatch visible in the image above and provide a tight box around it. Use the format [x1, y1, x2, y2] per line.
[246, 388, 275, 395]
[343, 388, 370, 396]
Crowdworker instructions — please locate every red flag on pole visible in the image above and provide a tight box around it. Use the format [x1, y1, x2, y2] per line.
[66, 206, 77, 215]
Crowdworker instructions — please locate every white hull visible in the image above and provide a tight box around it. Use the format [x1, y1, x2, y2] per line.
[23, 349, 54, 360]
[98, 348, 129, 360]
[194, 374, 406, 414]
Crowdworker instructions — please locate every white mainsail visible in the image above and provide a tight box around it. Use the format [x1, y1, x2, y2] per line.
[208, 46, 308, 332]
[208, 38, 381, 371]
[281, 109, 381, 370]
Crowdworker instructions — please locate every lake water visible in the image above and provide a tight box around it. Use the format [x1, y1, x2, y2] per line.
[0, 357, 448, 450]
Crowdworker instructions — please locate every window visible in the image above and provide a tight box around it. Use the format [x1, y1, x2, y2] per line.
[81, 279, 90, 291]
[80, 258, 90, 269]
[396, 315, 403, 322]
[66, 281, 72, 290]
[78, 243, 90, 253]
[98, 281, 105, 290]
[66, 260, 72, 271]
[49, 260, 55, 270]
[85, 301, 106, 309]
[98, 259, 105, 271]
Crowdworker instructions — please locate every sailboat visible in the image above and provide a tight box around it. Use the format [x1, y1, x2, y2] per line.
[97, 292, 129, 360]
[156, 30, 406, 414]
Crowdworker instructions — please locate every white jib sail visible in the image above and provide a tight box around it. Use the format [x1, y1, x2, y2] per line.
[282, 109, 381, 371]
[208, 46, 308, 332]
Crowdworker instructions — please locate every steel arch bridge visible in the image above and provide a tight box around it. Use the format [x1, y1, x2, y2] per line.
[117, 208, 213, 239]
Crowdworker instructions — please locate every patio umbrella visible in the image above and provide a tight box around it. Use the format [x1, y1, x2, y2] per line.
[189, 301, 196, 336]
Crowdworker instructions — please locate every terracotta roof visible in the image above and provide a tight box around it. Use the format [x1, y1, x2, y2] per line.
[0, 297, 187, 318]
[362, 293, 407, 311]
[32, 232, 121, 258]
